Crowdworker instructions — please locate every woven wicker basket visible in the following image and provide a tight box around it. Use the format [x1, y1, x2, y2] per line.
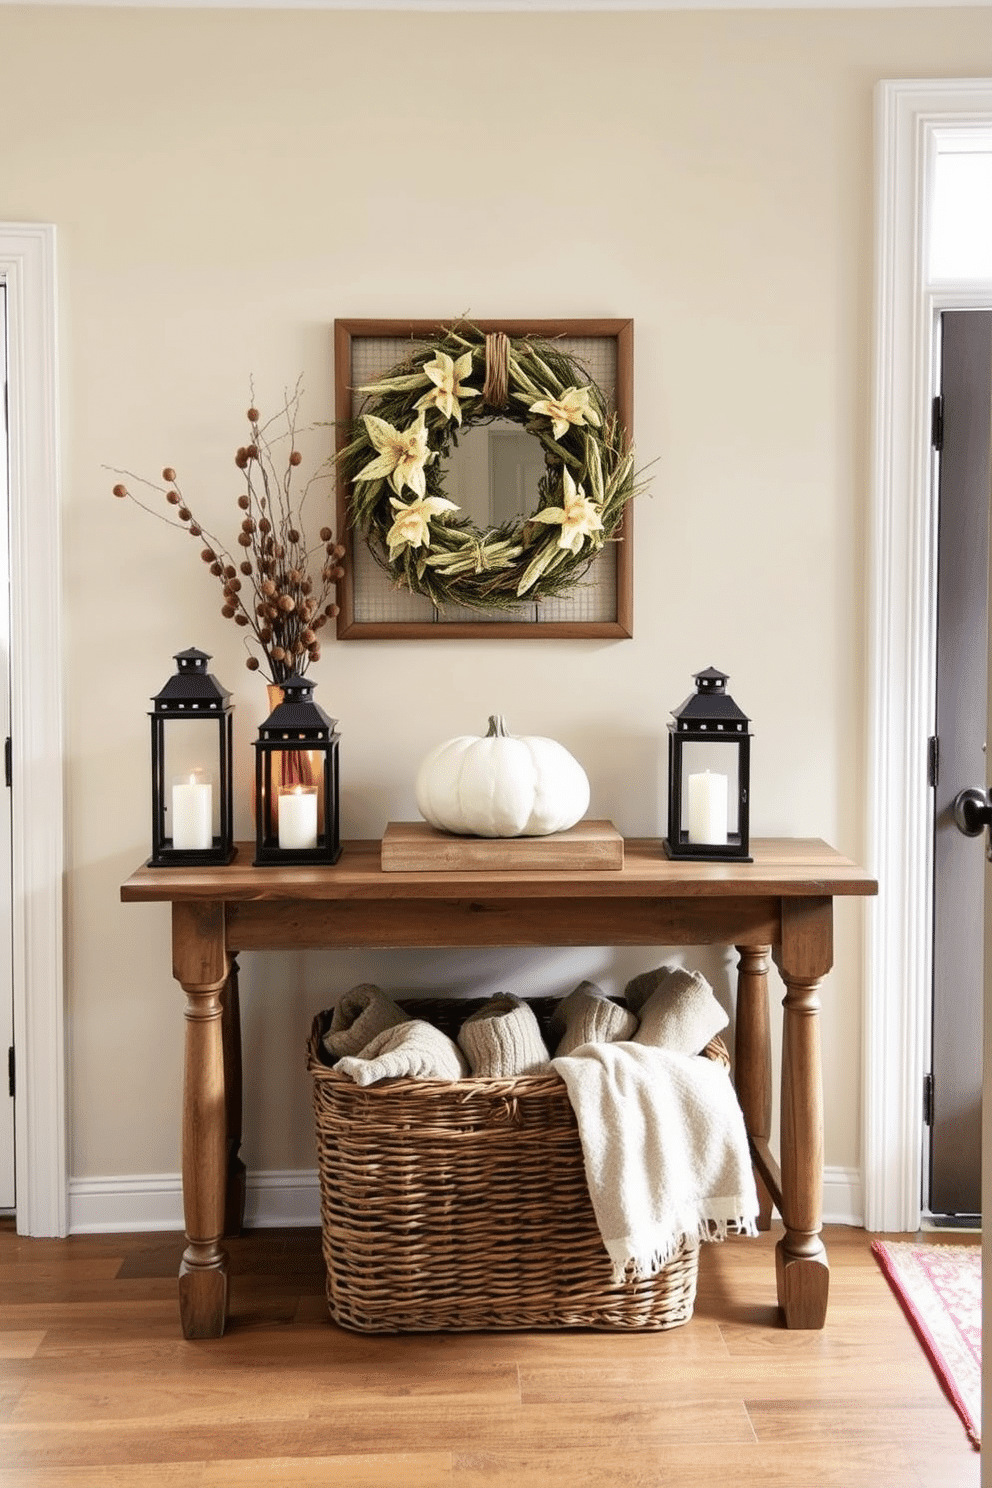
[307, 995, 730, 1334]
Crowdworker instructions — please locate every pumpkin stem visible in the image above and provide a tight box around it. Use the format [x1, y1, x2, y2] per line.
[486, 715, 509, 738]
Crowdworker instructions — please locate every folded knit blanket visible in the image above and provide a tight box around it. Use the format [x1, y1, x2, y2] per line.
[335, 1019, 468, 1086]
[321, 984, 410, 1061]
[629, 966, 729, 1055]
[551, 980, 639, 1057]
[552, 1041, 759, 1283]
[458, 993, 551, 1077]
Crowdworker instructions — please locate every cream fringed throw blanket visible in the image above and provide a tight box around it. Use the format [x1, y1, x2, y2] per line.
[552, 967, 759, 1283]
[553, 1042, 759, 1283]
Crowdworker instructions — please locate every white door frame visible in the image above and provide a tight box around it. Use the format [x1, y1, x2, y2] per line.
[866, 80, 992, 1232]
[0, 223, 66, 1237]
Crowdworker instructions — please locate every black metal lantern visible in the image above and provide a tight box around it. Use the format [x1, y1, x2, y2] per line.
[253, 673, 341, 866]
[665, 666, 752, 862]
[149, 647, 235, 867]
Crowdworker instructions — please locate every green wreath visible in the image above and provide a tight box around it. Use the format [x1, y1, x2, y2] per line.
[337, 323, 638, 612]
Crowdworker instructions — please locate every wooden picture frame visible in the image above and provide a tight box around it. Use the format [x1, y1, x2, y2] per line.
[334, 318, 634, 640]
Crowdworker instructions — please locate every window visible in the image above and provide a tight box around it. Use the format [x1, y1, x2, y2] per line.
[929, 133, 992, 282]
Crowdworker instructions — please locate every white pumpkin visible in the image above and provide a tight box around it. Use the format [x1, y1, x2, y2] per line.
[415, 715, 591, 838]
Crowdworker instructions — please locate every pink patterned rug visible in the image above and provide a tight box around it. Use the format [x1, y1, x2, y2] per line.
[872, 1239, 981, 1450]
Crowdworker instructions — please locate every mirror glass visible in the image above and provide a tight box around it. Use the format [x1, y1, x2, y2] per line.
[443, 419, 547, 529]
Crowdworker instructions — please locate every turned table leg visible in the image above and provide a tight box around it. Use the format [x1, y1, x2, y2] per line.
[734, 944, 775, 1230]
[775, 897, 833, 1330]
[221, 956, 246, 1238]
[172, 901, 231, 1340]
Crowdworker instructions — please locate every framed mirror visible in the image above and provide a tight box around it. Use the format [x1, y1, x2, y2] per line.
[334, 318, 635, 640]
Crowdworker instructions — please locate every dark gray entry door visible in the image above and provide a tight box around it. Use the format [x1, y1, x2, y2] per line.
[929, 309, 992, 1219]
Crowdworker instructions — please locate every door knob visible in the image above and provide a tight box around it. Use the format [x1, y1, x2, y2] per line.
[953, 786, 992, 857]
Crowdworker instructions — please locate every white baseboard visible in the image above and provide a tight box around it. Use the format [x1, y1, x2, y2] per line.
[68, 1170, 322, 1234]
[68, 1164, 866, 1235]
[822, 1166, 864, 1228]
[759, 1167, 863, 1229]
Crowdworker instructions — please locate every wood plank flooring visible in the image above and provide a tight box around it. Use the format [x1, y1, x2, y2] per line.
[0, 1220, 979, 1487]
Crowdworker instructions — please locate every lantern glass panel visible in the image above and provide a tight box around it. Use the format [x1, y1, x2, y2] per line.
[268, 747, 328, 835]
[679, 739, 740, 843]
[160, 719, 222, 842]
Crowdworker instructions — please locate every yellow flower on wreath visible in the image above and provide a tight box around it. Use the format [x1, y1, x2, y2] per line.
[355, 411, 433, 498]
[386, 493, 460, 559]
[415, 350, 480, 425]
[530, 467, 604, 554]
[528, 384, 602, 441]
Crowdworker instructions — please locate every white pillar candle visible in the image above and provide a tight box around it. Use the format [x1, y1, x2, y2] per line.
[171, 771, 212, 851]
[278, 785, 318, 851]
[687, 770, 729, 846]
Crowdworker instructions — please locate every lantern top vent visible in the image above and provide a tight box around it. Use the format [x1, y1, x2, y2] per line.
[257, 672, 338, 742]
[174, 647, 210, 671]
[151, 648, 232, 714]
[670, 666, 751, 734]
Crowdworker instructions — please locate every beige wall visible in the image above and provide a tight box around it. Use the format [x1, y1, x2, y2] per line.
[2, 4, 989, 1197]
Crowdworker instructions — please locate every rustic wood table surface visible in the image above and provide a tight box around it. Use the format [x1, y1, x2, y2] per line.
[120, 835, 877, 1340]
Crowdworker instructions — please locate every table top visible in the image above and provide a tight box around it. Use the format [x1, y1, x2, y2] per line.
[121, 835, 877, 905]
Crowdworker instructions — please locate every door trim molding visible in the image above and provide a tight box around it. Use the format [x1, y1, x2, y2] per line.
[866, 81, 992, 1231]
[0, 223, 66, 1236]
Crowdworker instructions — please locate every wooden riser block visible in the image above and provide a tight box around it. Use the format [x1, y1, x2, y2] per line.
[380, 820, 624, 872]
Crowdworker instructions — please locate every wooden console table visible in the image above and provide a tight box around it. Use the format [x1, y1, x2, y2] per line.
[120, 835, 876, 1339]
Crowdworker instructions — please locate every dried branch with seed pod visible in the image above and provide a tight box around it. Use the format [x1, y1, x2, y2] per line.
[109, 378, 345, 684]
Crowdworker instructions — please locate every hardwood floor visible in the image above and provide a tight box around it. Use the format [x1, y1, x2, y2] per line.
[0, 1220, 979, 1486]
